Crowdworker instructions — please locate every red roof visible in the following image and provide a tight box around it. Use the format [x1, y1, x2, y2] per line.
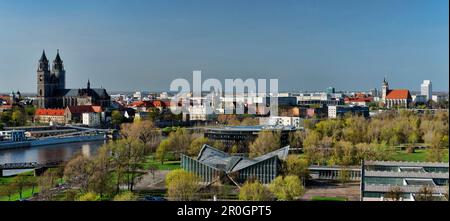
[344, 97, 373, 103]
[0, 105, 13, 109]
[386, 90, 411, 100]
[130, 101, 153, 108]
[36, 108, 65, 116]
[66, 105, 102, 114]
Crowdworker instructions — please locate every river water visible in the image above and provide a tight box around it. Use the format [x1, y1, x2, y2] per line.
[0, 140, 106, 176]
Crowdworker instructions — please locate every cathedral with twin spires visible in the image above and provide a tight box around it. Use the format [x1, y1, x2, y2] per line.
[36, 50, 110, 109]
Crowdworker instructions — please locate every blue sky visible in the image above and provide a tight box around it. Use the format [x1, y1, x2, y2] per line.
[0, 0, 448, 93]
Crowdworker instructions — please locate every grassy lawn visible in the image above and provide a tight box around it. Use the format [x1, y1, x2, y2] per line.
[141, 155, 180, 171]
[0, 187, 40, 201]
[0, 172, 40, 201]
[391, 149, 449, 162]
[311, 196, 347, 201]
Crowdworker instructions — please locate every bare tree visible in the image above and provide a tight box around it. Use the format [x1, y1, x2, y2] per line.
[415, 186, 434, 201]
[385, 186, 403, 201]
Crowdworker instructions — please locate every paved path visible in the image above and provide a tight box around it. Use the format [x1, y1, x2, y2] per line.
[134, 170, 170, 191]
[301, 181, 361, 201]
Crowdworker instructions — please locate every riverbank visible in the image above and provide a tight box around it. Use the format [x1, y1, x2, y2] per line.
[0, 134, 107, 150]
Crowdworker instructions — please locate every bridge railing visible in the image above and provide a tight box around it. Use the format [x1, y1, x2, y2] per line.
[0, 160, 64, 169]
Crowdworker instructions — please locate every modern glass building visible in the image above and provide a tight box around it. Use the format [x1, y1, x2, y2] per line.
[181, 144, 290, 186]
[361, 161, 449, 201]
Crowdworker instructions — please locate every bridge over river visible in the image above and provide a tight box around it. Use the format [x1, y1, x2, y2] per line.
[0, 161, 63, 177]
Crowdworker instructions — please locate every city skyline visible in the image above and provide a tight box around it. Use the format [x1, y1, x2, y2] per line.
[0, 0, 448, 93]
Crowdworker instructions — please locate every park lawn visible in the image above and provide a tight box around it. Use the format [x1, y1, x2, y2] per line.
[391, 149, 449, 162]
[141, 155, 180, 171]
[0, 171, 41, 201]
[311, 196, 347, 201]
[0, 186, 40, 201]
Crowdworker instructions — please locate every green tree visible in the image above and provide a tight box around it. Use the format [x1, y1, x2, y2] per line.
[38, 170, 59, 200]
[113, 138, 146, 191]
[0, 111, 12, 125]
[188, 137, 210, 156]
[249, 130, 281, 158]
[64, 154, 94, 192]
[11, 174, 30, 199]
[268, 176, 304, 201]
[239, 180, 273, 201]
[28, 176, 38, 196]
[121, 120, 161, 153]
[89, 144, 114, 197]
[288, 130, 305, 149]
[76, 192, 101, 201]
[11, 109, 26, 126]
[165, 169, 200, 201]
[0, 184, 15, 201]
[332, 141, 355, 166]
[338, 169, 351, 186]
[285, 155, 309, 182]
[113, 191, 138, 201]
[156, 139, 170, 165]
[166, 128, 192, 158]
[111, 110, 123, 126]
[230, 145, 239, 154]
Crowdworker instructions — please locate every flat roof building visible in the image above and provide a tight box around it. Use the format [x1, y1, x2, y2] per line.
[361, 161, 449, 201]
[204, 125, 296, 151]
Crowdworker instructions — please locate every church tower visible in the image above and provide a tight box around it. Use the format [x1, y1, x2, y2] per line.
[52, 49, 65, 90]
[37, 50, 51, 108]
[381, 77, 389, 102]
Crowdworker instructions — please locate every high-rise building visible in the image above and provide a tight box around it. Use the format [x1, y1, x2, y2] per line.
[421, 80, 432, 101]
[326, 87, 335, 94]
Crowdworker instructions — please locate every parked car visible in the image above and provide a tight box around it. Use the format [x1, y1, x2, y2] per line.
[143, 195, 167, 201]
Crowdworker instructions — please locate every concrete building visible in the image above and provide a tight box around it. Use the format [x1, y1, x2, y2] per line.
[432, 94, 446, 103]
[328, 105, 369, 119]
[204, 125, 296, 151]
[361, 161, 449, 201]
[421, 80, 432, 101]
[325, 87, 335, 94]
[82, 112, 101, 127]
[296, 92, 343, 106]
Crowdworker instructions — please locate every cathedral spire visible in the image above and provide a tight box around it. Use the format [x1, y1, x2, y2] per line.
[87, 79, 91, 90]
[38, 50, 49, 71]
[40, 50, 48, 62]
[55, 49, 62, 63]
[53, 49, 64, 71]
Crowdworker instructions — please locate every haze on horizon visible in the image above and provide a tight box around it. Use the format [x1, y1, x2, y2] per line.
[0, 0, 448, 93]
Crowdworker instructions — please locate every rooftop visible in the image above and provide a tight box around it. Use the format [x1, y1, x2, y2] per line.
[207, 125, 296, 132]
[386, 89, 412, 100]
[194, 144, 290, 173]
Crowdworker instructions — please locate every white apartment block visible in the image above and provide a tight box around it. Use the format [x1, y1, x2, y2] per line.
[82, 112, 101, 127]
[421, 80, 432, 101]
